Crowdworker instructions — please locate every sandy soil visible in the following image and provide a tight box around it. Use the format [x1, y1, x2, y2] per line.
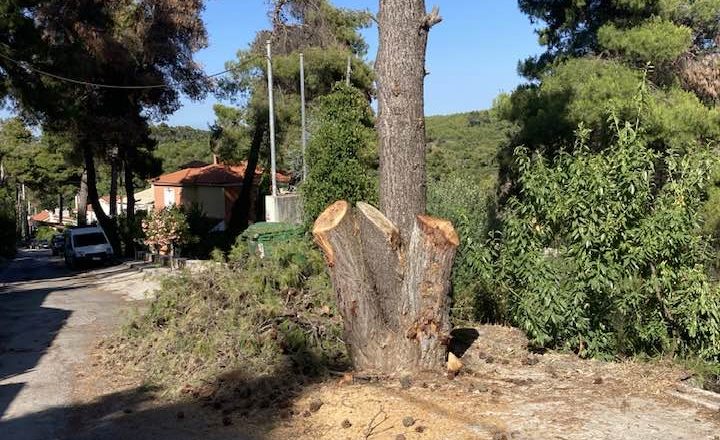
[70, 325, 720, 440]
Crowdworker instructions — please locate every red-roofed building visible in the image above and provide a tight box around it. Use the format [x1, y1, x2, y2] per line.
[150, 160, 290, 225]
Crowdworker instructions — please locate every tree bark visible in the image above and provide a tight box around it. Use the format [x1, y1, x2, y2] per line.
[228, 116, 267, 235]
[313, 201, 458, 373]
[109, 155, 118, 218]
[58, 194, 63, 224]
[376, 0, 441, 240]
[77, 170, 88, 226]
[313, 2, 451, 374]
[123, 156, 136, 257]
[82, 143, 121, 254]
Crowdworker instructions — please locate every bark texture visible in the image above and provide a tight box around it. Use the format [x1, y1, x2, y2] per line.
[313, 201, 458, 373]
[83, 143, 121, 253]
[376, 0, 441, 239]
[228, 117, 267, 235]
[109, 156, 118, 217]
[312, 1, 450, 374]
[77, 170, 88, 226]
[123, 156, 136, 257]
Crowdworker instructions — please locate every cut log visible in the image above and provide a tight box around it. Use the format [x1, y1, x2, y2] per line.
[313, 201, 459, 374]
[399, 215, 459, 370]
[313, 201, 388, 371]
[356, 202, 403, 328]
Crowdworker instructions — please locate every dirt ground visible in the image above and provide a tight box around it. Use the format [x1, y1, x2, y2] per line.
[70, 325, 720, 440]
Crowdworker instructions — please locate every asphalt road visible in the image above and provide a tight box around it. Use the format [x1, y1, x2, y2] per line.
[0, 250, 130, 440]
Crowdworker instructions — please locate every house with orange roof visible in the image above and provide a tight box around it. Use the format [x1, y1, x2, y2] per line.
[150, 158, 290, 226]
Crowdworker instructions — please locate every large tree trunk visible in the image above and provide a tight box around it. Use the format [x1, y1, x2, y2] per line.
[16, 184, 28, 241]
[313, 2, 449, 374]
[109, 155, 118, 218]
[58, 194, 63, 224]
[123, 156, 136, 257]
[228, 116, 266, 235]
[376, 0, 440, 239]
[314, 201, 457, 372]
[77, 170, 88, 226]
[83, 143, 122, 254]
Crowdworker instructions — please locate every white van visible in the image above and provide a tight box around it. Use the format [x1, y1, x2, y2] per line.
[64, 226, 114, 268]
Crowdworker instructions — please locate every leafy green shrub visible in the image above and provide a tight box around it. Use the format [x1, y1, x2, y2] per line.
[182, 203, 229, 258]
[35, 226, 57, 242]
[428, 173, 498, 323]
[300, 83, 377, 224]
[492, 120, 720, 359]
[118, 210, 147, 255]
[107, 237, 342, 394]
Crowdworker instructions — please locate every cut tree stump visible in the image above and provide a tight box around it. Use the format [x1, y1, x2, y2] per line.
[313, 200, 459, 374]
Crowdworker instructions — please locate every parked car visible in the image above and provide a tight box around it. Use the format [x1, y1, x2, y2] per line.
[38, 239, 50, 249]
[51, 234, 65, 256]
[64, 226, 114, 268]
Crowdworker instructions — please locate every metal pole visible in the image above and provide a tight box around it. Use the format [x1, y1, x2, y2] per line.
[300, 53, 307, 181]
[267, 40, 278, 197]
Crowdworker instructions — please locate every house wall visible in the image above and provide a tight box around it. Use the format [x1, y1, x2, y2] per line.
[179, 186, 226, 219]
[152, 184, 256, 222]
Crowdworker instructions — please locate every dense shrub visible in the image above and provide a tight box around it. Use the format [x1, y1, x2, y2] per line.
[107, 238, 341, 394]
[427, 173, 498, 323]
[141, 206, 191, 255]
[35, 225, 57, 242]
[491, 120, 720, 359]
[300, 83, 377, 224]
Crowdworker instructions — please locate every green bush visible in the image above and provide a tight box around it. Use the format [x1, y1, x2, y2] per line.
[492, 120, 720, 359]
[300, 83, 377, 224]
[108, 237, 342, 394]
[35, 226, 57, 242]
[428, 173, 499, 323]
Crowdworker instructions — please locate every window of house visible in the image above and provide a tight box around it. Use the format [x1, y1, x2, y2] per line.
[164, 187, 175, 207]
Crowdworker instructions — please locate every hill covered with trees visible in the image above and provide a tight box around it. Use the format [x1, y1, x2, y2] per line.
[425, 110, 515, 185]
[151, 124, 213, 174]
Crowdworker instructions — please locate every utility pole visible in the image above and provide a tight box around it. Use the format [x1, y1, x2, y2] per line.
[300, 53, 308, 181]
[266, 40, 278, 197]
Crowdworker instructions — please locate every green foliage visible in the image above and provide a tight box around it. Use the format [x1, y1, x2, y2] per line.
[301, 84, 377, 223]
[108, 238, 341, 394]
[34, 226, 57, 242]
[118, 209, 148, 252]
[426, 111, 517, 185]
[518, 0, 720, 78]
[141, 206, 192, 255]
[428, 173, 498, 323]
[491, 121, 720, 359]
[183, 203, 230, 258]
[498, 58, 720, 171]
[597, 19, 693, 64]
[151, 124, 212, 174]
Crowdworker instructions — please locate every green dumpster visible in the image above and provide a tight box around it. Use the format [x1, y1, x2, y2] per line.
[242, 222, 304, 258]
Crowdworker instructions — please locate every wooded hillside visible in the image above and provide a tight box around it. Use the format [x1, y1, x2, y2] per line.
[425, 110, 515, 185]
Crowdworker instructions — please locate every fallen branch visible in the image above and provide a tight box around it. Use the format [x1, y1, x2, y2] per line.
[364, 407, 390, 439]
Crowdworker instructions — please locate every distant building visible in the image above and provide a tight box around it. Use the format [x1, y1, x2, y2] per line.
[150, 160, 289, 226]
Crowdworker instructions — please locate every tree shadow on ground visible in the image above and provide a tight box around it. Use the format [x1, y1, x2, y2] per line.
[0, 285, 76, 418]
[1, 324, 486, 439]
[2, 346, 339, 439]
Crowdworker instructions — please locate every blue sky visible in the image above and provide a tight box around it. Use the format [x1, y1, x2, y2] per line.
[167, 0, 543, 129]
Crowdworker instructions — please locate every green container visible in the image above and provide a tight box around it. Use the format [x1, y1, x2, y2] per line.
[242, 222, 304, 257]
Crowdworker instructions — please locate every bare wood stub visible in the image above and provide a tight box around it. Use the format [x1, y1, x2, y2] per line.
[312, 200, 349, 267]
[416, 214, 459, 248]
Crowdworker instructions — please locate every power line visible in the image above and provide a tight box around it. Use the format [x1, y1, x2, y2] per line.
[0, 52, 237, 90]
